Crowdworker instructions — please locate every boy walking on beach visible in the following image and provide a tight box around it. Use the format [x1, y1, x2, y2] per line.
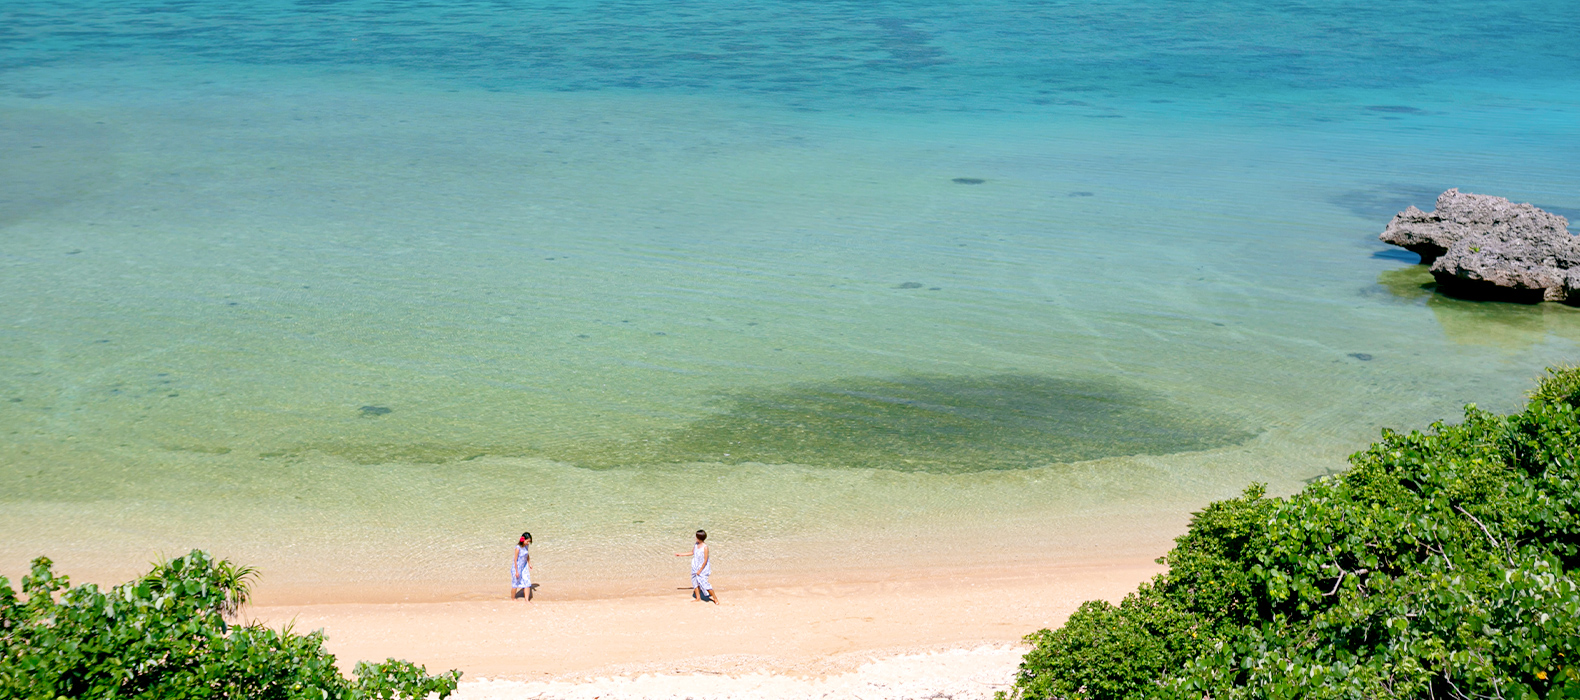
[675, 530, 719, 604]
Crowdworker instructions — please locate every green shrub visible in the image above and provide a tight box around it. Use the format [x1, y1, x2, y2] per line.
[1006, 368, 1580, 700]
[0, 551, 461, 699]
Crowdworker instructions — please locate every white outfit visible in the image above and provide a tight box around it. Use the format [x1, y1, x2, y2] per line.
[511, 544, 530, 588]
[690, 542, 711, 590]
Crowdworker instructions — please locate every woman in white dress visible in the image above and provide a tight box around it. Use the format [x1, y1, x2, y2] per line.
[674, 529, 718, 604]
[511, 532, 534, 601]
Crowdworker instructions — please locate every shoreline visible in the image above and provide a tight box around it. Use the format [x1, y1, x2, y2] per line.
[242, 556, 1161, 697]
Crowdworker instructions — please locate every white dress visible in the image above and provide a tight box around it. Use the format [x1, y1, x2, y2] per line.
[690, 542, 711, 589]
[511, 544, 530, 588]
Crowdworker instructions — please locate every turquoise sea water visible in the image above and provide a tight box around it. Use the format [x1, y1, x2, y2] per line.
[3, 0, 1579, 598]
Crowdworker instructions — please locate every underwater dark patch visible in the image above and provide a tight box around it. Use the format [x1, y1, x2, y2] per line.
[358, 405, 392, 416]
[1374, 265, 1436, 302]
[1433, 276, 1547, 304]
[263, 376, 1254, 470]
[951, 177, 986, 184]
[618, 374, 1254, 472]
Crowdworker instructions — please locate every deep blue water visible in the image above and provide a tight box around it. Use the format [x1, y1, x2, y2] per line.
[6, 0, 1578, 111]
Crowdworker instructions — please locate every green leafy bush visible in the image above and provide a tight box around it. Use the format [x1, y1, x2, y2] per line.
[0, 550, 461, 699]
[1007, 367, 1580, 700]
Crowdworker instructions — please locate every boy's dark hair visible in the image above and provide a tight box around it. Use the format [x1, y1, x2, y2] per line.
[696, 530, 707, 541]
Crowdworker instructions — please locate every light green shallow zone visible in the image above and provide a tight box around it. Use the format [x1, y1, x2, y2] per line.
[2, 68, 1579, 586]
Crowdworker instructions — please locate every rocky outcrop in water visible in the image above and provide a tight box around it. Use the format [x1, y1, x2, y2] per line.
[1380, 189, 1576, 303]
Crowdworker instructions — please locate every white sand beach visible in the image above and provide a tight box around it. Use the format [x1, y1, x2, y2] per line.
[456, 646, 1027, 700]
[245, 557, 1161, 699]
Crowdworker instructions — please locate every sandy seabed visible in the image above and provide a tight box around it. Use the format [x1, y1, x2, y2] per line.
[245, 558, 1159, 699]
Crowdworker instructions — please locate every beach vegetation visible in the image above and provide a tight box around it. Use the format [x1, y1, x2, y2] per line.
[0, 550, 460, 699]
[1005, 366, 1580, 699]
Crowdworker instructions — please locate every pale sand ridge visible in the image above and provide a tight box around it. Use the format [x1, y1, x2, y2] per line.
[459, 646, 1027, 700]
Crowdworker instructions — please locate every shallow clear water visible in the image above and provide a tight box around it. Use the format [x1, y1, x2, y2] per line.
[2, 0, 1579, 597]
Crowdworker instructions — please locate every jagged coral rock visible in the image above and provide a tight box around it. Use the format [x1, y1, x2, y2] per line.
[1380, 188, 1569, 263]
[1379, 189, 1575, 303]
